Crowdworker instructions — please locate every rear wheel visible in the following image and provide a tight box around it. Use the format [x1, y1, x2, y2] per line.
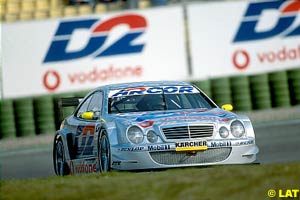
[53, 137, 69, 176]
[98, 131, 111, 172]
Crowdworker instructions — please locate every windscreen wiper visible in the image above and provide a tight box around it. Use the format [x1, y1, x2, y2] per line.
[161, 87, 168, 110]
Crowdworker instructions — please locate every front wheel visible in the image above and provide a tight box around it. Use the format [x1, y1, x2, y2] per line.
[98, 132, 111, 173]
[53, 137, 69, 176]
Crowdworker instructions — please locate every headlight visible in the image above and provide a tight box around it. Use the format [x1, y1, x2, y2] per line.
[127, 126, 144, 144]
[219, 126, 229, 138]
[147, 130, 158, 143]
[230, 120, 245, 138]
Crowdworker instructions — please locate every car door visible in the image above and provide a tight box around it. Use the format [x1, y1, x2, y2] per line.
[71, 91, 103, 159]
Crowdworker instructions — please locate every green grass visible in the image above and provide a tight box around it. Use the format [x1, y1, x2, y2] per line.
[1, 163, 299, 200]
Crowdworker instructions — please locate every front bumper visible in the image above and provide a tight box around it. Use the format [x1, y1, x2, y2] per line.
[111, 138, 259, 170]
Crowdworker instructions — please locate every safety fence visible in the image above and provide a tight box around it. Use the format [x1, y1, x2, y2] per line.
[0, 68, 299, 139]
[193, 69, 300, 110]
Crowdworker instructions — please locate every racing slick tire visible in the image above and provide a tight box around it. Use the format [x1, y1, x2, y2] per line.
[53, 136, 70, 176]
[98, 131, 111, 173]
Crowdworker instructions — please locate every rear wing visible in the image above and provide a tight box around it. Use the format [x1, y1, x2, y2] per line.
[59, 97, 83, 107]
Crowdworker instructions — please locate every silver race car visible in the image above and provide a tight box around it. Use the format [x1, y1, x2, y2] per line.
[53, 81, 259, 175]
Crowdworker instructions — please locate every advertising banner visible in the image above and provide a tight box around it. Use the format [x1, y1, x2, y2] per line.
[188, 0, 300, 79]
[0, 25, 2, 99]
[2, 6, 187, 98]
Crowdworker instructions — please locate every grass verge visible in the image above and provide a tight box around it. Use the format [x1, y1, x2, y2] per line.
[1, 163, 299, 200]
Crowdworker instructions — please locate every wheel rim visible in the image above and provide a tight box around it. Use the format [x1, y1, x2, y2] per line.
[55, 141, 65, 176]
[100, 135, 110, 172]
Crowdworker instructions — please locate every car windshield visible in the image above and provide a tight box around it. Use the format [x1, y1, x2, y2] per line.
[108, 86, 216, 114]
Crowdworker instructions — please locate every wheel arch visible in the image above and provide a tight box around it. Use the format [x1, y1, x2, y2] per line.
[97, 127, 112, 172]
[53, 129, 74, 162]
[97, 127, 109, 152]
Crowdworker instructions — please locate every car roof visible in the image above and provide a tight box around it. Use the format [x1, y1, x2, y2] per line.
[97, 81, 191, 91]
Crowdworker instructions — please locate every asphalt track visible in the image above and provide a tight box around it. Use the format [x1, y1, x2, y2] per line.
[1, 119, 300, 180]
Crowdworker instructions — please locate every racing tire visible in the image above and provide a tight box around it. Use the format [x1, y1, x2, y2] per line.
[53, 136, 70, 176]
[98, 131, 111, 173]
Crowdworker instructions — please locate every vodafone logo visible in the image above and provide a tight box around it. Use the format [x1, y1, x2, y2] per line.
[232, 50, 250, 70]
[41, 65, 142, 93]
[43, 70, 61, 92]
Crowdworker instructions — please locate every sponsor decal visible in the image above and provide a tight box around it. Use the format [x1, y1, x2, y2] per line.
[175, 141, 207, 151]
[112, 161, 121, 166]
[116, 139, 254, 153]
[138, 120, 154, 128]
[207, 139, 254, 147]
[76, 125, 95, 136]
[159, 115, 233, 122]
[235, 140, 254, 146]
[109, 86, 198, 97]
[133, 109, 235, 123]
[148, 144, 171, 151]
[209, 141, 232, 148]
[70, 160, 97, 174]
[44, 14, 147, 63]
[119, 146, 145, 151]
[233, 0, 300, 42]
[117, 145, 172, 152]
[75, 125, 96, 156]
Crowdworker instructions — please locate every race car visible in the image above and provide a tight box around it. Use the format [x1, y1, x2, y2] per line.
[53, 81, 259, 175]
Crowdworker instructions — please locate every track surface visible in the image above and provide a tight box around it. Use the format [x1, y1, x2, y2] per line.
[1, 119, 300, 180]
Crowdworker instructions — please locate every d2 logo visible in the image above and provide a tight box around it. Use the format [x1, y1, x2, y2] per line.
[233, 0, 300, 42]
[44, 14, 147, 63]
[75, 125, 96, 156]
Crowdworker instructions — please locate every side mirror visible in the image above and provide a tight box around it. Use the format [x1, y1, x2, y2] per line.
[221, 104, 233, 111]
[81, 111, 94, 120]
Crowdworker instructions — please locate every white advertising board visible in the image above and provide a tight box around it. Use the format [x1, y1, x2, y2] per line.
[2, 6, 187, 98]
[188, 0, 300, 79]
[0, 25, 2, 99]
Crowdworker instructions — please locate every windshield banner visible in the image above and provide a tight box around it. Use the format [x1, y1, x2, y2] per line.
[109, 86, 199, 97]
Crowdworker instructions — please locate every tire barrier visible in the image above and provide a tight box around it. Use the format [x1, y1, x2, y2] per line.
[192, 80, 211, 98]
[211, 77, 232, 107]
[230, 76, 252, 111]
[288, 68, 300, 105]
[13, 98, 36, 137]
[0, 100, 16, 139]
[0, 69, 300, 139]
[53, 93, 76, 130]
[269, 71, 290, 108]
[34, 96, 56, 134]
[74, 90, 89, 98]
[249, 74, 272, 110]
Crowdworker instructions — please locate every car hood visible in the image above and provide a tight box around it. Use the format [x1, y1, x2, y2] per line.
[111, 108, 238, 127]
